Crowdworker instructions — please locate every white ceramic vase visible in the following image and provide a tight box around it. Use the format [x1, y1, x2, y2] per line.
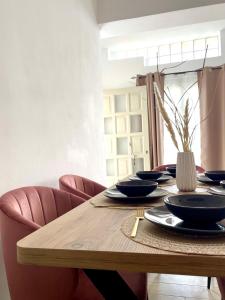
[176, 151, 197, 192]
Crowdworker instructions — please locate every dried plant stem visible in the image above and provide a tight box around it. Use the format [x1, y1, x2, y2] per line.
[160, 61, 187, 74]
[153, 46, 210, 153]
[159, 84, 185, 148]
[188, 45, 208, 121]
[156, 73, 185, 129]
[177, 80, 198, 107]
[183, 98, 191, 152]
[154, 83, 180, 151]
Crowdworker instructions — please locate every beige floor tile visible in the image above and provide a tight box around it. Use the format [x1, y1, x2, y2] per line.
[147, 274, 221, 300]
[148, 273, 161, 285]
[148, 294, 185, 300]
[148, 274, 210, 286]
[148, 282, 219, 299]
[210, 278, 220, 292]
[185, 294, 220, 300]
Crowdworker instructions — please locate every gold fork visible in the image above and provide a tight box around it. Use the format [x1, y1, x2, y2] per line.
[131, 208, 144, 238]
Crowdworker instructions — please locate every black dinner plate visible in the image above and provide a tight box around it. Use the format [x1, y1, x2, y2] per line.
[197, 174, 221, 185]
[144, 206, 225, 235]
[104, 188, 168, 200]
[208, 186, 225, 196]
[129, 175, 173, 183]
[162, 171, 171, 175]
[167, 172, 176, 178]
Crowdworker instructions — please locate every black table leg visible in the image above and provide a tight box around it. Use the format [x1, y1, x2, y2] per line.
[83, 269, 138, 300]
[207, 276, 211, 289]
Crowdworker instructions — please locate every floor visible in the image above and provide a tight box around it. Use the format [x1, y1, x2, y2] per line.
[148, 274, 221, 300]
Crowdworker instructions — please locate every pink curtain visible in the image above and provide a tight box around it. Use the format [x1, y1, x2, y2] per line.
[198, 65, 225, 170]
[136, 73, 164, 169]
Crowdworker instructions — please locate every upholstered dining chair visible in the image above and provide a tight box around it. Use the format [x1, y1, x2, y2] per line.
[153, 164, 205, 173]
[0, 186, 147, 300]
[59, 174, 106, 200]
[217, 278, 225, 299]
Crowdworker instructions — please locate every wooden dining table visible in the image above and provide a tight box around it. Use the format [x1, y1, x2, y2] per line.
[17, 183, 225, 277]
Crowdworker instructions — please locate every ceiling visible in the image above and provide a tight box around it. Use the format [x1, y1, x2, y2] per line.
[97, 0, 225, 24]
[100, 4, 225, 50]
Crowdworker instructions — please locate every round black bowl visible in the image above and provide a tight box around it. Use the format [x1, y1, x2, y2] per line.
[164, 194, 225, 224]
[166, 166, 176, 174]
[221, 180, 225, 189]
[116, 180, 158, 197]
[205, 171, 225, 181]
[166, 166, 176, 178]
[136, 171, 163, 180]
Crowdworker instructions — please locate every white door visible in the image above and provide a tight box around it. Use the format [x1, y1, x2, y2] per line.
[104, 86, 150, 187]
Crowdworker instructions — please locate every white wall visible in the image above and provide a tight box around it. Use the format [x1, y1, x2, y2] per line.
[0, 0, 105, 192]
[97, 0, 225, 23]
[0, 0, 104, 299]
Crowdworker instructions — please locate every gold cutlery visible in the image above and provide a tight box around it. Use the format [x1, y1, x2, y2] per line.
[131, 208, 144, 238]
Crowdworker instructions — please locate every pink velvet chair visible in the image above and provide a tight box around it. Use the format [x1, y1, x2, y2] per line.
[59, 174, 106, 200]
[0, 186, 147, 300]
[217, 278, 225, 299]
[153, 164, 205, 173]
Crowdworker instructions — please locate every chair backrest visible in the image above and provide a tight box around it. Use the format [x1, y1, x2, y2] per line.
[0, 186, 84, 226]
[0, 186, 85, 300]
[59, 175, 106, 200]
[153, 164, 205, 173]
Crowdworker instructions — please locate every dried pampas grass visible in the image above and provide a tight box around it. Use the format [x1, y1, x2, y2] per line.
[154, 83, 180, 151]
[152, 47, 208, 152]
[154, 81, 194, 153]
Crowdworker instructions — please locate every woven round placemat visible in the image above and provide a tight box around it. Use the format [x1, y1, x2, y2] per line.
[121, 215, 225, 256]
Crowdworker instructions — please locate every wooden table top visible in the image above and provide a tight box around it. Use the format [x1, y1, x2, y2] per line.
[17, 184, 225, 277]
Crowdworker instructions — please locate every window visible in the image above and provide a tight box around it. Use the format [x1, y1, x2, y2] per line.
[108, 35, 221, 66]
[163, 73, 201, 165]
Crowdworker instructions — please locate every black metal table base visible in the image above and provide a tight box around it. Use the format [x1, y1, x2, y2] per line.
[84, 269, 138, 300]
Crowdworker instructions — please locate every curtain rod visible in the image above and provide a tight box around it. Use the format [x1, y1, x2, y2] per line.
[131, 65, 223, 79]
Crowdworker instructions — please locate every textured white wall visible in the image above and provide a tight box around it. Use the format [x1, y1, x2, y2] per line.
[97, 0, 225, 23]
[0, 0, 104, 299]
[0, 0, 104, 192]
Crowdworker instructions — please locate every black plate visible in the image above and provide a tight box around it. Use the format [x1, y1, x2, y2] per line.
[166, 166, 176, 174]
[104, 188, 168, 200]
[144, 206, 225, 235]
[205, 170, 225, 181]
[221, 180, 225, 188]
[167, 172, 176, 178]
[162, 170, 171, 175]
[197, 174, 220, 185]
[129, 175, 173, 183]
[208, 186, 225, 196]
